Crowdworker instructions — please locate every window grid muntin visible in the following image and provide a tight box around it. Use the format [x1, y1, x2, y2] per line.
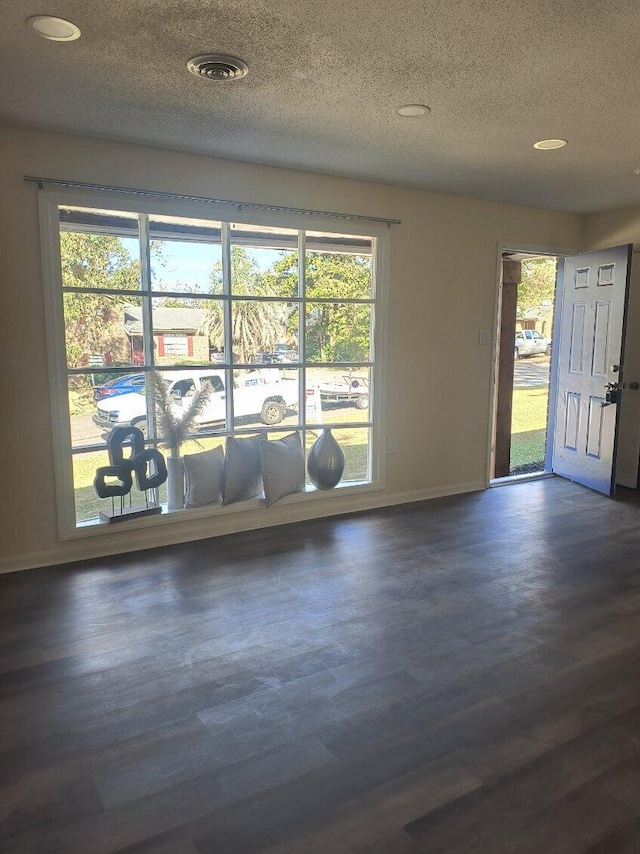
[62, 286, 374, 306]
[59, 205, 376, 525]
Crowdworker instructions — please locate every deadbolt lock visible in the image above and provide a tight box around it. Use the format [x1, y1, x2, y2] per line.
[602, 381, 623, 407]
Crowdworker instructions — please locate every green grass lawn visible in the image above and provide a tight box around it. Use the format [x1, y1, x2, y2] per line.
[510, 387, 549, 474]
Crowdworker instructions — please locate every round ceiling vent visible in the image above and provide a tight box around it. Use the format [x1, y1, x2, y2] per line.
[187, 54, 249, 81]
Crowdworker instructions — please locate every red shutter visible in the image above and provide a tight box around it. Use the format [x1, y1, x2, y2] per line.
[187, 335, 194, 356]
[157, 335, 165, 356]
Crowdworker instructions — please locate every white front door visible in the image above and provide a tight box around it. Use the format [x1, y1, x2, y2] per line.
[552, 245, 632, 495]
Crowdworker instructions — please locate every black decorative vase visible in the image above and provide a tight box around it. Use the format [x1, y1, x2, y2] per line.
[307, 429, 345, 489]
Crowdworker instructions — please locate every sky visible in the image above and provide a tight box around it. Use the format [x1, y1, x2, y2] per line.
[121, 237, 284, 293]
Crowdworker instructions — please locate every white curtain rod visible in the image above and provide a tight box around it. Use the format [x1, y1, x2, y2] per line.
[24, 176, 401, 227]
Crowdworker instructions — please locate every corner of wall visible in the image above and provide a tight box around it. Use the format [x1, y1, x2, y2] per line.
[581, 205, 640, 252]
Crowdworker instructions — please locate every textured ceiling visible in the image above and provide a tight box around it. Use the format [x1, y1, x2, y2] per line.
[2, 0, 640, 212]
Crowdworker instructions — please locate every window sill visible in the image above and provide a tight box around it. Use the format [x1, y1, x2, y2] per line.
[68, 479, 381, 541]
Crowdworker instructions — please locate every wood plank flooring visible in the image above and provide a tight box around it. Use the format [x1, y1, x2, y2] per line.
[2, 477, 640, 852]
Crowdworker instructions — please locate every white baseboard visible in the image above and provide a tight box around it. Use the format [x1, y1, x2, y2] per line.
[0, 480, 486, 575]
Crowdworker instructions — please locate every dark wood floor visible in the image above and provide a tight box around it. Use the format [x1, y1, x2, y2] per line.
[2, 478, 640, 853]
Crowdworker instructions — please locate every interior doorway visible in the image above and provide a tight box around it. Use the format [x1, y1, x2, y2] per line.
[491, 251, 560, 481]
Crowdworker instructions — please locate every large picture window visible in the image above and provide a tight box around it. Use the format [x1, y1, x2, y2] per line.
[42, 194, 384, 534]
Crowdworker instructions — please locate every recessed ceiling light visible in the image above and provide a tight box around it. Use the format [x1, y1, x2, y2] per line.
[27, 15, 81, 41]
[533, 139, 567, 150]
[632, 167, 640, 175]
[397, 104, 431, 117]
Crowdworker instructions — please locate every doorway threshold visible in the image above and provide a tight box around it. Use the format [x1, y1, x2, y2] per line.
[490, 471, 556, 488]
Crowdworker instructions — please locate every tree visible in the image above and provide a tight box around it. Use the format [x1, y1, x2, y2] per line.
[517, 257, 556, 317]
[201, 299, 287, 364]
[265, 252, 372, 362]
[201, 246, 287, 363]
[60, 232, 141, 368]
[200, 246, 373, 363]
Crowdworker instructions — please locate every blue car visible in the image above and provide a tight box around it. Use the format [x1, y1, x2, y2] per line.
[92, 373, 145, 402]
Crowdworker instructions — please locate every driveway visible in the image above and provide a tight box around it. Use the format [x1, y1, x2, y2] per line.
[514, 356, 550, 389]
[71, 414, 104, 447]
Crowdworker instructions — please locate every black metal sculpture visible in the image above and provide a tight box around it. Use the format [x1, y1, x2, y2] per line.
[94, 427, 167, 522]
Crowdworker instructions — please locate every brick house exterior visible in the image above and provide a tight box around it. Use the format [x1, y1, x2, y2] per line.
[124, 306, 209, 365]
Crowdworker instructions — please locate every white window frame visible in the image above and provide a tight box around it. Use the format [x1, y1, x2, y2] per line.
[38, 187, 390, 541]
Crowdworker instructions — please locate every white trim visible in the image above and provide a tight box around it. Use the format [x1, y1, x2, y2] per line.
[490, 472, 556, 487]
[372, 233, 390, 489]
[39, 192, 77, 537]
[68, 479, 381, 539]
[486, 242, 504, 486]
[0, 480, 486, 575]
[545, 257, 564, 472]
[497, 241, 574, 259]
[486, 241, 573, 484]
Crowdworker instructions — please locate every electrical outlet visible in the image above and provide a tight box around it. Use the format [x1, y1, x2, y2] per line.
[387, 436, 398, 454]
[478, 329, 491, 345]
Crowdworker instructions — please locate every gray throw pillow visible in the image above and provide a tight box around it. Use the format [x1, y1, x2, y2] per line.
[260, 432, 305, 507]
[183, 446, 224, 508]
[223, 434, 264, 505]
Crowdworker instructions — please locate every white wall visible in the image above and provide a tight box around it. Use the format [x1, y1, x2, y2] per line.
[0, 125, 583, 571]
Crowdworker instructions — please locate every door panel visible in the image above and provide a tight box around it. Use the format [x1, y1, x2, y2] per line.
[591, 300, 611, 376]
[552, 245, 632, 495]
[569, 303, 586, 373]
[563, 392, 580, 451]
[586, 396, 604, 459]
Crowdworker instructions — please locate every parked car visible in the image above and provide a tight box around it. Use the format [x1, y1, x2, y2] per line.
[515, 329, 551, 359]
[93, 369, 299, 432]
[255, 348, 299, 364]
[92, 373, 145, 402]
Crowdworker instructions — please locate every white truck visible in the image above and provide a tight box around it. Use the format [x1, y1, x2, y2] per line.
[514, 329, 552, 359]
[93, 369, 299, 432]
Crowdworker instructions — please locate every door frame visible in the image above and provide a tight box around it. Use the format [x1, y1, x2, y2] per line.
[487, 241, 573, 485]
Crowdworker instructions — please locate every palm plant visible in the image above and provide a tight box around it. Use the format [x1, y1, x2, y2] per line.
[200, 301, 285, 364]
[149, 371, 212, 458]
[201, 247, 287, 363]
